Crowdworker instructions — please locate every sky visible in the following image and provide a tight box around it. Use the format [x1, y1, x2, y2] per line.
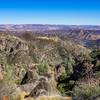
[0, 0, 100, 25]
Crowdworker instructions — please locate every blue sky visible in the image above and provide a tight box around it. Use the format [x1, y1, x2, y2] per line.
[0, 0, 100, 25]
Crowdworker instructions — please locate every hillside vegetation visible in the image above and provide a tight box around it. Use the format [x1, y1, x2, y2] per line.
[0, 33, 100, 100]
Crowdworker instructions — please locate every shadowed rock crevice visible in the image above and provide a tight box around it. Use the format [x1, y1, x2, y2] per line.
[20, 71, 33, 85]
[25, 77, 52, 98]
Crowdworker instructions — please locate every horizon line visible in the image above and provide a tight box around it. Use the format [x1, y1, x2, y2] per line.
[0, 24, 100, 26]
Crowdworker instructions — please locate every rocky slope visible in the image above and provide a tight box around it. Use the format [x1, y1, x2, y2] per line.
[0, 32, 99, 100]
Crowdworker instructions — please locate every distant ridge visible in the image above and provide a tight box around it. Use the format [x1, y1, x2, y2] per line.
[0, 24, 100, 31]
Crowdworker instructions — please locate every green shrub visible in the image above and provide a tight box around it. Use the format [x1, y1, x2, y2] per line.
[73, 84, 100, 100]
[58, 83, 66, 95]
[37, 61, 49, 75]
[57, 55, 76, 96]
[3, 64, 16, 85]
[90, 49, 100, 60]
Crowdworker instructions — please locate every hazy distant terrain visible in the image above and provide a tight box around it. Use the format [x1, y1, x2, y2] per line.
[0, 24, 100, 49]
[0, 24, 100, 31]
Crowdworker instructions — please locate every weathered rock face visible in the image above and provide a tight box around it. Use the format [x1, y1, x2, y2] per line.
[13, 67, 59, 98]
[24, 77, 51, 98]
[0, 34, 31, 64]
[20, 70, 38, 85]
[11, 76, 60, 100]
[0, 34, 28, 50]
[0, 34, 33, 98]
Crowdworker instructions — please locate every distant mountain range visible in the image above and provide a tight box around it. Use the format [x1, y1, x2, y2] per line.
[0, 24, 100, 49]
[0, 24, 100, 31]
